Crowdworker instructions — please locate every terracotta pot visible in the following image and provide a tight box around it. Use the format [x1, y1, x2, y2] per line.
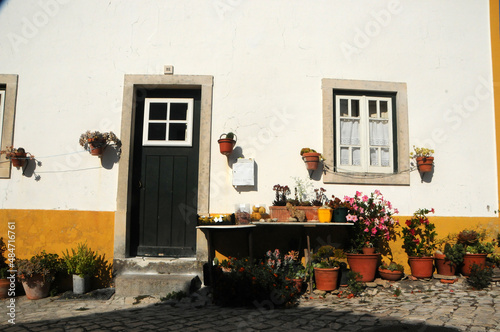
[434, 253, 457, 276]
[0, 279, 10, 299]
[362, 247, 376, 255]
[21, 274, 52, 300]
[408, 256, 434, 278]
[314, 267, 339, 291]
[333, 207, 348, 222]
[317, 208, 332, 223]
[11, 152, 26, 167]
[269, 206, 290, 221]
[302, 152, 321, 170]
[416, 156, 434, 173]
[89, 143, 105, 156]
[346, 253, 380, 282]
[217, 138, 236, 156]
[378, 268, 403, 281]
[297, 206, 319, 221]
[461, 253, 487, 276]
[292, 278, 304, 293]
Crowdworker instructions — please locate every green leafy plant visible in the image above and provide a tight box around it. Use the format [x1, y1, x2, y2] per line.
[380, 261, 404, 272]
[467, 263, 494, 290]
[347, 271, 365, 297]
[0, 238, 9, 279]
[62, 243, 98, 278]
[443, 243, 465, 266]
[312, 245, 345, 268]
[17, 251, 62, 282]
[457, 229, 495, 254]
[224, 132, 235, 140]
[401, 208, 437, 257]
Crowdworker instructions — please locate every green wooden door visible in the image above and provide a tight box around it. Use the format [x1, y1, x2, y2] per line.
[131, 89, 200, 257]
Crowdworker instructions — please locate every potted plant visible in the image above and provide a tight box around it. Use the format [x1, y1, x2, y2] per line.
[328, 195, 352, 223]
[410, 145, 434, 173]
[434, 236, 465, 276]
[344, 190, 399, 282]
[217, 132, 236, 155]
[312, 245, 345, 291]
[0, 238, 10, 299]
[300, 148, 323, 171]
[401, 208, 437, 278]
[379, 261, 404, 281]
[62, 243, 98, 294]
[79, 130, 121, 156]
[457, 229, 495, 276]
[312, 188, 332, 223]
[269, 184, 291, 221]
[0, 146, 34, 168]
[17, 251, 61, 300]
[283, 250, 306, 293]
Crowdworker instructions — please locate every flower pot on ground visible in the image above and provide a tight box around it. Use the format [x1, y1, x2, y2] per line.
[456, 229, 495, 276]
[408, 256, 434, 278]
[300, 148, 323, 171]
[312, 245, 345, 291]
[378, 262, 404, 281]
[62, 243, 98, 294]
[346, 253, 380, 282]
[434, 253, 457, 276]
[217, 132, 236, 155]
[17, 251, 61, 300]
[434, 243, 464, 276]
[462, 254, 488, 276]
[0, 238, 10, 298]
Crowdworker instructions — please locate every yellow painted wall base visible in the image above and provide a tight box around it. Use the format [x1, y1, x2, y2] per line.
[0, 209, 114, 261]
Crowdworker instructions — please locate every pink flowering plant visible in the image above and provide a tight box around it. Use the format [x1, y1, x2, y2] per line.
[401, 208, 437, 257]
[344, 190, 399, 253]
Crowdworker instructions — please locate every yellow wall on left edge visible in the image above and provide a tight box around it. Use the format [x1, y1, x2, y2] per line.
[0, 209, 114, 261]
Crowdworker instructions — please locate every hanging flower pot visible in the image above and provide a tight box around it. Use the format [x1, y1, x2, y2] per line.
[79, 131, 121, 157]
[11, 151, 27, 167]
[300, 148, 323, 171]
[416, 156, 434, 173]
[0, 147, 33, 168]
[217, 132, 236, 156]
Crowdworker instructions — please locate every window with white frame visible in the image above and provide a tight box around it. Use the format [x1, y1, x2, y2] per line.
[336, 95, 394, 174]
[0, 90, 5, 149]
[142, 98, 194, 146]
[0, 75, 19, 179]
[322, 78, 409, 185]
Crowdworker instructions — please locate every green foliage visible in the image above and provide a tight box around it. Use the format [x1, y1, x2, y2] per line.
[380, 261, 404, 272]
[161, 291, 188, 301]
[347, 271, 365, 297]
[0, 238, 9, 279]
[401, 208, 437, 257]
[93, 253, 113, 288]
[225, 132, 235, 140]
[443, 243, 465, 266]
[62, 243, 98, 278]
[312, 245, 345, 268]
[16, 251, 62, 281]
[467, 263, 494, 290]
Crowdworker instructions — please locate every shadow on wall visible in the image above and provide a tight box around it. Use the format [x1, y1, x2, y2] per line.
[100, 145, 121, 170]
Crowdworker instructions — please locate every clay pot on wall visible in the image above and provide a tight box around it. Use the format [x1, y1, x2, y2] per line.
[218, 133, 236, 156]
[416, 156, 434, 173]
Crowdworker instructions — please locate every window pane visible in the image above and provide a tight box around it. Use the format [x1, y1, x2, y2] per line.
[340, 99, 348, 117]
[148, 123, 166, 140]
[370, 148, 379, 166]
[351, 100, 359, 117]
[369, 100, 377, 118]
[340, 119, 360, 145]
[369, 121, 389, 146]
[381, 148, 390, 166]
[380, 101, 388, 119]
[149, 103, 168, 120]
[340, 147, 349, 165]
[352, 147, 361, 166]
[170, 103, 188, 120]
[168, 123, 187, 141]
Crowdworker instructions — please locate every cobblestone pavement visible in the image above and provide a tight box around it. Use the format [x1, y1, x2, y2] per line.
[1, 277, 499, 332]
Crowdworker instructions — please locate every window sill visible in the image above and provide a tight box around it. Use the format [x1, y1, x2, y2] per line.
[323, 171, 410, 186]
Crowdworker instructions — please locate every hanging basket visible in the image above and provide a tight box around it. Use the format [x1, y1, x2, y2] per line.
[11, 152, 27, 167]
[217, 134, 237, 156]
[416, 156, 434, 173]
[302, 152, 321, 170]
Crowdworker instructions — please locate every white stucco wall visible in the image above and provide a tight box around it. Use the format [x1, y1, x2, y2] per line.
[0, 0, 496, 216]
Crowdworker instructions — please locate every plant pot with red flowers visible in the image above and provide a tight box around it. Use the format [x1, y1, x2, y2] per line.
[410, 146, 434, 173]
[0, 146, 34, 168]
[455, 229, 495, 276]
[344, 190, 399, 282]
[378, 261, 404, 281]
[312, 245, 345, 291]
[217, 132, 236, 156]
[79, 130, 121, 157]
[17, 252, 61, 300]
[300, 148, 323, 171]
[401, 208, 437, 278]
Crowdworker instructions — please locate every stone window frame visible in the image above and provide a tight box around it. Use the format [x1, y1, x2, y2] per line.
[322, 78, 410, 185]
[0, 75, 19, 179]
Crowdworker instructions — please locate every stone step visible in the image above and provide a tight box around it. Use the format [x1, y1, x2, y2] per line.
[114, 257, 204, 275]
[114, 273, 202, 297]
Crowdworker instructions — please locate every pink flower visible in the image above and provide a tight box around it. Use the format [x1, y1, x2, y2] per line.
[362, 195, 369, 202]
[374, 189, 381, 196]
[364, 228, 369, 233]
[430, 208, 435, 213]
[371, 228, 378, 235]
[359, 208, 364, 214]
[356, 191, 363, 197]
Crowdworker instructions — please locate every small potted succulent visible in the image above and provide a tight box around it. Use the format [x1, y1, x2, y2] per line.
[410, 145, 434, 173]
[312, 245, 345, 291]
[217, 132, 236, 155]
[457, 229, 495, 276]
[17, 251, 62, 300]
[62, 243, 98, 294]
[300, 148, 323, 170]
[379, 261, 404, 281]
[79, 131, 121, 157]
[0, 146, 34, 168]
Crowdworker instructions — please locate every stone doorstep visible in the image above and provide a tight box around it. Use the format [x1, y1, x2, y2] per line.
[114, 273, 202, 297]
[113, 257, 204, 275]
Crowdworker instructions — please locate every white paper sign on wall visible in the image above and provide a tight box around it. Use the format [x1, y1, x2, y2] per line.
[232, 158, 255, 187]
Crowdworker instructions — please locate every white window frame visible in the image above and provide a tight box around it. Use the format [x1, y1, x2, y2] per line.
[0, 90, 4, 149]
[322, 78, 409, 186]
[0, 75, 18, 179]
[335, 95, 394, 174]
[142, 98, 194, 147]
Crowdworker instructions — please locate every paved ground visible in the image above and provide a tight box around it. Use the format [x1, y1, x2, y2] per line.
[1, 277, 499, 332]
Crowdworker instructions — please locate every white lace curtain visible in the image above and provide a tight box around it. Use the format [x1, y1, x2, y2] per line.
[369, 120, 389, 146]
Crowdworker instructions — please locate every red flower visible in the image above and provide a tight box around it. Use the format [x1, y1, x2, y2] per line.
[239, 267, 245, 272]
